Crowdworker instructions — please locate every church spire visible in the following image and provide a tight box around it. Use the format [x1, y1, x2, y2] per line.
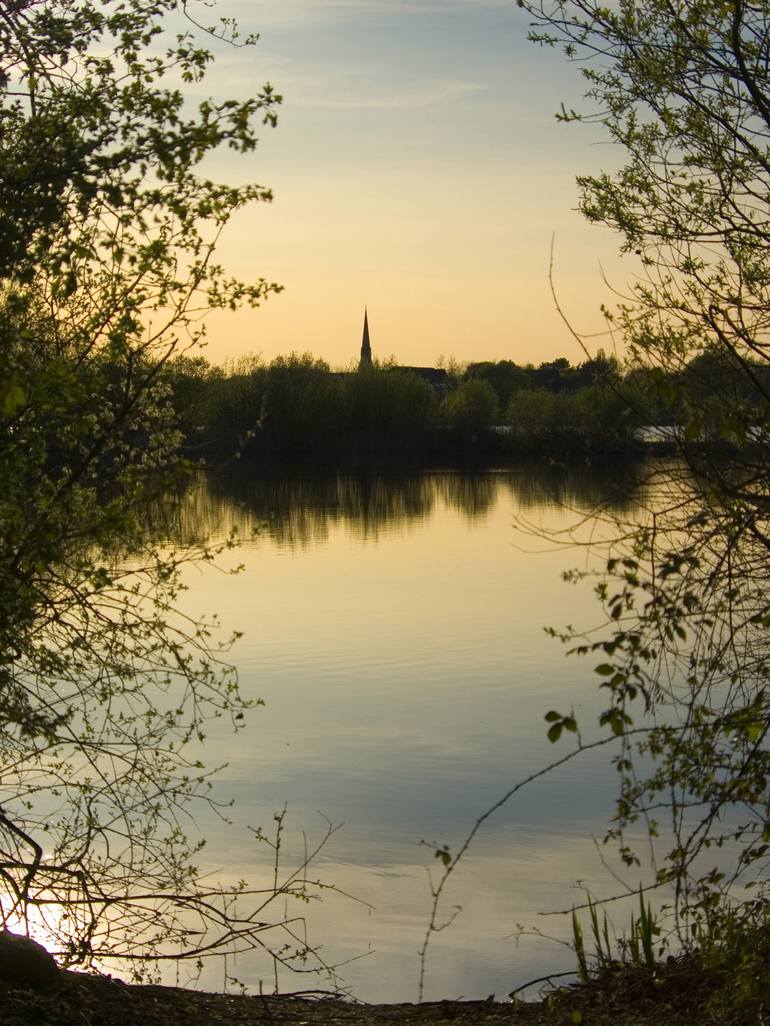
[359, 307, 372, 369]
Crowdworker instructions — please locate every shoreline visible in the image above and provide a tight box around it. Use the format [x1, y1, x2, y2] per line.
[1, 970, 555, 1026]
[1, 955, 737, 1026]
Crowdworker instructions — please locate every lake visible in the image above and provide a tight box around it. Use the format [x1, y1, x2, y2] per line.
[169, 459, 662, 1002]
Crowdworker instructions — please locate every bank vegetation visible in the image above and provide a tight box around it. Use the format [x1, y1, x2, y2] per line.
[166, 346, 770, 458]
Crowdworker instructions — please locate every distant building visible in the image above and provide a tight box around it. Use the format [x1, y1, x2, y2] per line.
[359, 308, 372, 370]
[398, 365, 450, 389]
[357, 308, 450, 389]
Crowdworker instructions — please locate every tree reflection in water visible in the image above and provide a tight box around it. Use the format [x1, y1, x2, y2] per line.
[149, 458, 658, 551]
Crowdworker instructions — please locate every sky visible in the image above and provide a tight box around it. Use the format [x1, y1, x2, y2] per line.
[195, 0, 630, 369]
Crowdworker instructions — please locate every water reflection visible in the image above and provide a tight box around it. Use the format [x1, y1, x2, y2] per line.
[162, 458, 674, 1001]
[160, 458, 656, 550]
[209, 467, 490, 545]
[511, 457, 653, 513]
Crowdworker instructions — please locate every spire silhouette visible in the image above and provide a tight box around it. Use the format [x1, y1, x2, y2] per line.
[359, 307, 372, 369]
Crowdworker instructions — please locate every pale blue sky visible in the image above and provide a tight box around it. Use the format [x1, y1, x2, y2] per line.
[197, 0, 628, 368]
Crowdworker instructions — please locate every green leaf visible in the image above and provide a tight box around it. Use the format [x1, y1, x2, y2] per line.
[683, 414, 701, 441]
[595, 663, 614, 676]
[2, 382, 25, 416]
[547, 722, 563, 743]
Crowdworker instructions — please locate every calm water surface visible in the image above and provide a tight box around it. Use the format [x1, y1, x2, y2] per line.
[171, 461, 658, 1002]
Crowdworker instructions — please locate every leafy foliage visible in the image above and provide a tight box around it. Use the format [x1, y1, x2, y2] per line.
[0, 0, 336, 981]
[517, 0, 770, 989]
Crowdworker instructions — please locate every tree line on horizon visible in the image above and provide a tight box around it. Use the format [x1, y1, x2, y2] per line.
[165, 346, 770, 457]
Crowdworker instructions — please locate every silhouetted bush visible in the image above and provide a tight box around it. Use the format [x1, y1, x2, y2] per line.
[342, 368, 438, 449]
[440, 379, 500, 440]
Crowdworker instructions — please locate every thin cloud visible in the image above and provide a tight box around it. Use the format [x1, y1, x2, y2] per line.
[248, 0, 511, 17]
[291, 77, 488, 110]
[270, 0, 507, 7]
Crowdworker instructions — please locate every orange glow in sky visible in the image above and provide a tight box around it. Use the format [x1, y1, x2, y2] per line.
[195, 1, 632, 369]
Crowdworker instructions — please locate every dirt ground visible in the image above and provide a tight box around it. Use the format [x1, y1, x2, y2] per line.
[0, 971, 560, 1026]
[2, 957, 748, 1026]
